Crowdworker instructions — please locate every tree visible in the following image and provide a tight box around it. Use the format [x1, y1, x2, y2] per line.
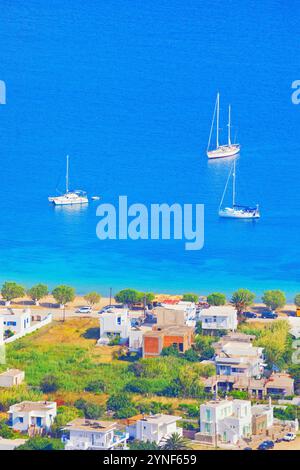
[16, 437, 64, 450]
[161, 345, 180, 357]
[262, 290, 286, 311]
[182, 293, 198, 303]
[144, 292, 155, 305]
[194, 335, 215, 360]
[27, 283, 48, 305]
[107, 393, 133, 412]
[129, 440, 160, 450]
[160, 432, 190, 450]
[40, 374, 60, 393]
[52, 285, 75, 306]
[1, 281, 25, 304]
[184, 348, 199, 362]
[255, 320, 290, 368]
[207, 292, 226, 306]
[74, 399, 104, 419]
[114, 288, 142, 306]
[295, 294, 300, 307]
[51, 406, 82, 437]
[0, 419, 15, 438]
[106, 393, 138, 418]
[195, 321, 202, 335]
[84, 291, 101, 306]
[231, 288, 255, 315]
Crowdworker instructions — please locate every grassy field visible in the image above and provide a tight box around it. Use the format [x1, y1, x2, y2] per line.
[1, 318, 202, 412]
[1, 318, 136, 407]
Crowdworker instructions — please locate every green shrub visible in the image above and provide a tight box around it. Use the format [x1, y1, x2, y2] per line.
[74, 399, 104, 419]
[124, 378, 171, 395]
[16, 437, 64, 450]
[40, 374, 60, 393]
[85, 379, 106, 393]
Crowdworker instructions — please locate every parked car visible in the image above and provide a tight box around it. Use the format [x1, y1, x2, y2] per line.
[243, 311, 257, 318]
[261, 311, 278, 319]
[283, 432, 296, 441]
[76, 306, 92, 314]
[257, 440, 275, 450]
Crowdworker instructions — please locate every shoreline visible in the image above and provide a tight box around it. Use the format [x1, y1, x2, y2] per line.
[0, 294, 297, 315]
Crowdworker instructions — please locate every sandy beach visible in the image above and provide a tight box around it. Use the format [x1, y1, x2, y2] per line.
[0, 293, 297, 316]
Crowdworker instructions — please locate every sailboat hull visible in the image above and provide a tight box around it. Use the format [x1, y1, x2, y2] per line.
[207, 144, 240, 159]
[219, 207, 260, 219]
[53, 194, 89, 205]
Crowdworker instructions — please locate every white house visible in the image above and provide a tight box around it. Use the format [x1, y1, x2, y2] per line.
[129, 325, 152, 352]
[0, 369, 25, 387]
[197, 399, 252, 445]
[98, 308, 131, 344]
[8, 401, 57, 434]
[126, 414, 182, 444]
[0, 309, 31, 336]
[63, 419, 128, 450]
[200, 306, 238, 333]
[215, 341, 264, 378]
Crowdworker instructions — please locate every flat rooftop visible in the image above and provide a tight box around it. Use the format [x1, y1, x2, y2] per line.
[0, 309, 30, 317]
[10, 401, 56, 412]
[65, 418, 118, 432]
[266, 373, 294, 388]
[200, 306, 236, 317]
[0, 368, 24, 377]
[140, 414, 181, 425]
[144, 325, 193, 337]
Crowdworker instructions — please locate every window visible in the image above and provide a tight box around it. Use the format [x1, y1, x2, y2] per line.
[116, 317, 121, 325]
[204, 423, 211, 433]
[18, 417, 24, 423]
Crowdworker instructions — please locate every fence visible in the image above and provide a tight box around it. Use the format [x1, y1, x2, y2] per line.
[4, 314, 52, 344]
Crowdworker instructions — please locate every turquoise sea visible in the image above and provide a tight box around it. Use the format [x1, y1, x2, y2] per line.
[0, 0, 299, 299]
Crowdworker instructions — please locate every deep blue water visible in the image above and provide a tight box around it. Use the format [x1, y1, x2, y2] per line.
[0, 0, 299, 299]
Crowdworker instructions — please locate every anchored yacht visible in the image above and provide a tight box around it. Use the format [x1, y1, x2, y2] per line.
[48, 155, 88, 206]
[207, 93, 240, 159]
[218, 159, 260, 219]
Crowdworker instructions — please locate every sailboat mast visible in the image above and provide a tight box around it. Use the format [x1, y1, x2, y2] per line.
[228, 105, 231, 146]
[66, 155, 69, 193]
[207, 94, 218, 152]
[232, 159, 236, 206]
[216, 92, 220, 148]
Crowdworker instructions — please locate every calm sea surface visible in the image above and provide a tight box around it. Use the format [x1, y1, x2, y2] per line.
[0, 0, 299, 299]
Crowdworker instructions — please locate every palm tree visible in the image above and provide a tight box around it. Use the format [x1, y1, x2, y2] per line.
[231, 288, 255, 319]
[160, 432, 190, 450]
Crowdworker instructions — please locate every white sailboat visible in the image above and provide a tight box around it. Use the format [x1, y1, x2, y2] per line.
[218, 159, 260, 219]
[207, 93, 240, 159]
[48, 155, 89, 206]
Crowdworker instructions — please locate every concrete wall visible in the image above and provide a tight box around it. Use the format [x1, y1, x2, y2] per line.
[4, 314, 52, 344]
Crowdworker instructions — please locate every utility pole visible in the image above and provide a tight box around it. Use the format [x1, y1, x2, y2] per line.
[109, 287, 112, 306]
[144, 294, 147, 319]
